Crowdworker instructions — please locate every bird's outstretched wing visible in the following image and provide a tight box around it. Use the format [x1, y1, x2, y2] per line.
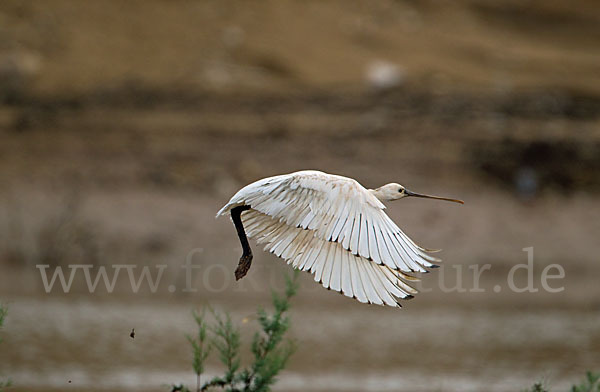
[217, 170, 440, 306]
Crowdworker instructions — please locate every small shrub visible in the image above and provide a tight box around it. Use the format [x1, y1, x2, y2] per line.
[187, 310, 212, 391]
[523, 382, 549, 392]
[0, 304, 11, 390]
[172, 271, 299, 392]
[571, 371, 600, 392]
[524, 372, 600, 392]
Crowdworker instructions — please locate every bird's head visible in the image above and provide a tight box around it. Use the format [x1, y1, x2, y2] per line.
[372, 183, 464, 204]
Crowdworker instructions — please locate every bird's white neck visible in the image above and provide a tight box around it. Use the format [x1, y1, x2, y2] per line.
[368, 188, 386, 202]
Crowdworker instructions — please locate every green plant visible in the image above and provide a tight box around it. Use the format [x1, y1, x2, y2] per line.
[523, 372, 600, 392]
[172, 271, 299, 392]
[571, 371, 600, 392]
[0, 304, 11, 390]
[523, 382, 549, 392]
[187, 310, 212, 392]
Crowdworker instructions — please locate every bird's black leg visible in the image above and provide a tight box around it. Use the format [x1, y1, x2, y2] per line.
[231, 205, 252, 280]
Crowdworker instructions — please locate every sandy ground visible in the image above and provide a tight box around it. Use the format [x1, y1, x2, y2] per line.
[1, 296, 599, 392]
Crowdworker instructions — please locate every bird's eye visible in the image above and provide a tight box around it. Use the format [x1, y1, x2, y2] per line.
[399, 188, 404, 193]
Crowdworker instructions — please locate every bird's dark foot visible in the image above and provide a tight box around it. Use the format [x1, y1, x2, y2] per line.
[235, 253, 253, 280]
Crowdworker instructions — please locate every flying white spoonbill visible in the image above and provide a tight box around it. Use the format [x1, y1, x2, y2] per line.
[217, 170, 463, 307]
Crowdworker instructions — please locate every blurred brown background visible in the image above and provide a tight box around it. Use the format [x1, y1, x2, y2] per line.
[0, 1, 599, 391]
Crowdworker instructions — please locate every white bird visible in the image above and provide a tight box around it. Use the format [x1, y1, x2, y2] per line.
[217, 170, 463, 307]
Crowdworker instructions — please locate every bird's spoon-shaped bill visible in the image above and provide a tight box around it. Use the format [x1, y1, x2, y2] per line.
[405, 189, 464, 204]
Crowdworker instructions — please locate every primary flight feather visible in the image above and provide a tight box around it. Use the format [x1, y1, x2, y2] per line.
[217, 170, 463, 307]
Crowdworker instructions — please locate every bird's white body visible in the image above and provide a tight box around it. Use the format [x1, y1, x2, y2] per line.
[217, 170, 447, 307]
